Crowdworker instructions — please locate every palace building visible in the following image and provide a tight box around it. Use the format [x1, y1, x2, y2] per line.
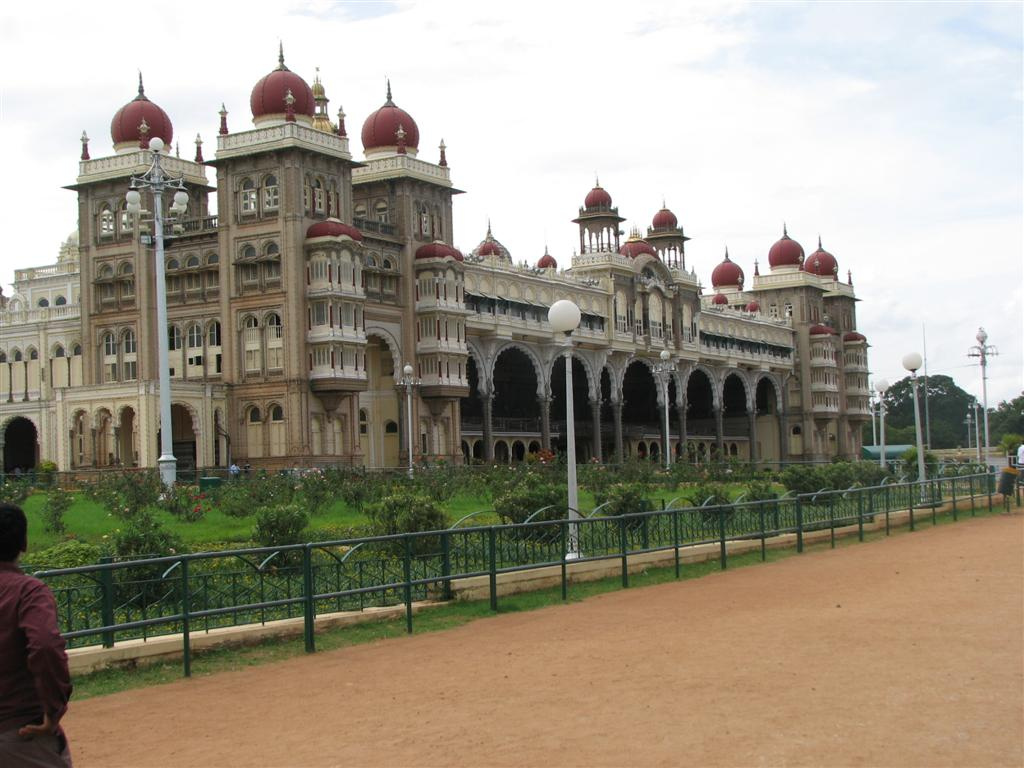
[0, 51, 871, 473]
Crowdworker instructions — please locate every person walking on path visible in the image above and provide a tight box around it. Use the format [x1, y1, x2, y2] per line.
[0, 503, 73, 767]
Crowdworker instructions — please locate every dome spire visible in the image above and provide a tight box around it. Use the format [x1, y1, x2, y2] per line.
[219, 103, 229, 135]
[386, 78, 393, 105]
[194, 133, 204, 163]
[783, 222, 788, 237]
[818, 234, 823, 250]
[724, 246, 731, 261]
[80, 131, 90, 161]
[438, 138, 447, 167]
[137, 71, 146, 100]
[337, 106, 347, 137]
[277, 41, 288, 71]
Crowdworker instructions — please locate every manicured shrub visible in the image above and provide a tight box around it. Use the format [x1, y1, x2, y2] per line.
[366, 490, 447, 538]
[157, 484, 209, 523]
[112, 508, 184, 560]
[0, 478, 31, 506]
[42, 487, 73, 535]
[296, 469, 334, 515]
[28, 539, 102, 569]
[252, 503, 309, 547]
[492, 472, 566, 526]
[685, 482, 729, 507]
[597, 483, 650, 518]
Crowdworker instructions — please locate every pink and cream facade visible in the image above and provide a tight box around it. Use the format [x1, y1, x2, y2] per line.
[0, 55, 870, 473]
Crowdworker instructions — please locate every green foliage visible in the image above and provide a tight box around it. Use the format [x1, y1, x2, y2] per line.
[780, 461, 891, 494]
[335, 471, 374, 512]
[28, 539, 102, 569]
[246, 473, 296, 508]
[988, 393, 1024, 446]
[252, 503, 309, 548]
[899, 447, 939, 480]
[878, 374, 976, 449]
[157, 485, 209, 523]
[36, 460, 58, 486]
[214, 485, 255, 518]
[112, 508, 184, 559]
[743, 479, 778, 502]
[999, 433, 1023, 456]
[295, 470, 334, 516]
[596, 483, 650, 517]
[0, 478, 31, 505]
[492, 469, 567, 525]
[86, 471, 162, 520]
[42, 487, 73, 535]
[366, 490, 447, 541]
[685, 482, 729, 507]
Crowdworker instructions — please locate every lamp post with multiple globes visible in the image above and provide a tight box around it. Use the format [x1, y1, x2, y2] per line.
[967, 327, 997, 468]
[399, 363, 420, 478]
[874, 379, 889, 470]
[655, 350, 676, 470]
[125, 136, 189, 488]
[901, 354, 928, 502]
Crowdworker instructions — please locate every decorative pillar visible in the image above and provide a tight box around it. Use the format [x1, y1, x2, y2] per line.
[482, 393, 494, 462]
[113, 426, 121, 465]
[90, 427, 98, 468]
[538, 395, 551, 451]
[748, 410, 758, 464]
[612, 400, 624, 463]
[714, 406, 724, 459]
[590, 399, 602, 462]
[676, 401, 687, 460]
[779, 410, 789, 466]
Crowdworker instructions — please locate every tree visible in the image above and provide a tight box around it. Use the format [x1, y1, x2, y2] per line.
[987, 392, 1024, 445]
[878, 374, 974, 449]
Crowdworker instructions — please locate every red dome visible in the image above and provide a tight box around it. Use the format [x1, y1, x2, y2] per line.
[306, 219, 363, 241]
[415, 241, 461, 261]
[110, 76, 173, 149]
[478, 241, 500, 257]
[711, 251, 744, 289]
[746, 301, 760, 312]
[768, 226, 804, 268]
[651, 207, 678, 230]
[805, 238, 839, 278]
[361, 82, 419, 154]
[250, 49, 315, 122]
[809, 324, 837, 336]
[584, 185, 612, 209]
[619, 239, 657, 259]
[538, 250, 557, 269]
[712, 293, 729, 306]
[843, 331, 866, 343]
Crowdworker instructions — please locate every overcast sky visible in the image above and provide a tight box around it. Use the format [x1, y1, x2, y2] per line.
[1, 0, 1020, 408]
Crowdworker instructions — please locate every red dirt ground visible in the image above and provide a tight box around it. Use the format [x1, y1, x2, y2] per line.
[67, 514, 1023, 767]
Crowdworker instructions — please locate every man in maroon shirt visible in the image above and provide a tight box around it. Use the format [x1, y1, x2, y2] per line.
[0, 503, 73, 767]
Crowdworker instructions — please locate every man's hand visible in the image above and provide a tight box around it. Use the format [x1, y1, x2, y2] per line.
[18, 712, 56, 739]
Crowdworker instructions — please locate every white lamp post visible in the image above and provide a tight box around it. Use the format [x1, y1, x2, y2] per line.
[869, 389, 878, 447]
[399, 363, 420, 478]
[126, 136, 189, 488]
[656, 349, 676, 470]
[902, 353, 927, 499]
[964, 408, 973, 452]
[548, 299, 582, 558]
[968, 327, 997, 468]
[874, 378, 889, 470]
[971, 399, 982, 464]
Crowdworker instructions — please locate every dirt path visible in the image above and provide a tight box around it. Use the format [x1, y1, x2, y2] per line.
[67, 515, 1024, 768]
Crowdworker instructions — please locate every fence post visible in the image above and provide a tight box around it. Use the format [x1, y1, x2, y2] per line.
[951, 476, 958, 521]
[759, 502, 766, 561]
[718, 507, 727, 570]
[561, 521, 568, 602]
[403, 535, 413, 634]
[829, 496, 836, 549]
[488, 527, 498, 612]
[180, 557, 191, 678]
[302, 545, 315, 653]
[909, 487, 916, 532]
[619, 516, 629, 588]
[987, 470, 993, 512]
[441, 531, 452, 602]
[931, 479, 938, 525]
[969, 474, 976, 515]
[796, 497, 804, 554]
[99, 556, 115, 649]
[672, 508, 681, 578]
[857, 492, 864, 543]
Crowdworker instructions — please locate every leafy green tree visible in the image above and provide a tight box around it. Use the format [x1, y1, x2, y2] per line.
[879, 374, 974, 449]
[988, 393, 1024, 446]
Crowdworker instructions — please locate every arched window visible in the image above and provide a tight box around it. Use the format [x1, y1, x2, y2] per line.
[242, 245, 257, 261]
[207, 253, 219, 265]
[263, 175, 279, 210]
[186, 255, 200, 268]
[99, 265, 114, 280]
[167, 258, 179, 271]
[120, 203, 133, 233]
[312, 179, 325, 213]
[37, 298, 49, 308]
[55, 296, 67, 306]
[187, 324, 203, 349]
[0, 352, 8, 363]
[208, 321, 221, 347]
[103, 333, 117, 356]
[53, 345, 65, 358]
[264, 243, 281, 279]
[122, 330, 137, 380]
[374, 200, 388, 223]
[12, 350, 22, 362]
[359, 408, 368, 434]
[270, 405, 284, 421]
[28, 348, 38, 361]
[244, 315, 259, 329]
[119, 262, 134, 276]
[72, 344, 82, 356]
[354, 203, 367, 220]
[168, 325, 182, 351]
[265, 312, 282, 328]
[248, 406, 262, 423]
[384, 421, 398, 434]
[240, 178, 257, 214]
[123, 330, 136, 354]
[99, 206, 115, 236]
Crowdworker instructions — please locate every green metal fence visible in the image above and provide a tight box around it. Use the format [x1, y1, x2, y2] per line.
[32, 471, 1006, 677]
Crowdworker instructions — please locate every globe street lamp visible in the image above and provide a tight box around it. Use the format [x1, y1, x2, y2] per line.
[964, 408, 973, 452]
[874, 378, 889, 470]
[399, 363, 420, 478]
[968, 327, 997, 468]
[548, 299, 582, 558]
[970, 399, 982, 464]
[655, 350, 676, 470]
[126, 136, 189, 488]
[902, 353, 927, 500]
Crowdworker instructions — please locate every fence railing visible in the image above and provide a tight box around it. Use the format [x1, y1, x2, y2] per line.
[32, 472, 1004, 677]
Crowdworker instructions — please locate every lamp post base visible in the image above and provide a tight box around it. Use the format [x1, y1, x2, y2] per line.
[158, 454, 177, 488]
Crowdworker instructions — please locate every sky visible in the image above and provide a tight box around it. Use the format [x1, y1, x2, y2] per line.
[0, 0, 1021, 408]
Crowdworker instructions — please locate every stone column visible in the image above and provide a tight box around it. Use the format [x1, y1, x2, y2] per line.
[90, 428, 97, 468]
[714, 406, 724, 459]
[538, 395, 551, 451]
[612, 400, 624, 463]
[779, 410, 789, 466]
[482, 393, 494, 462]
[676, 401, 687, 459]
[590, 399, 602, 462]
[748, 410, 758, 465]
[113, 426, 121, 465]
